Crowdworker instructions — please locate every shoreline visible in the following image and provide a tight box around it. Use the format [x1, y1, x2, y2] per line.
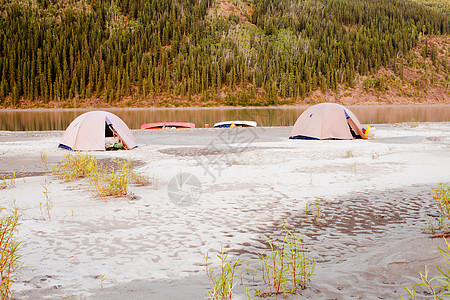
[1, 103, 450, 112]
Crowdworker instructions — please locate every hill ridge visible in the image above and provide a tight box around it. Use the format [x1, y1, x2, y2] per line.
[0, 0, 448, 108]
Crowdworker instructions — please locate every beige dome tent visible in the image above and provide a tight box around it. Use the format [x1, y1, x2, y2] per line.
[59, 111, 137, 151]
[289, 103, 367, 140]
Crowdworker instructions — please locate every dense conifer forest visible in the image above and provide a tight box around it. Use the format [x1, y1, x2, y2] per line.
[0, 0, 449, 107]
[410, 0, 450, 14]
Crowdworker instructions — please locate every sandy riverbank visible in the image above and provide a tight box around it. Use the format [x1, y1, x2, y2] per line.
[0, 123, 449, 299]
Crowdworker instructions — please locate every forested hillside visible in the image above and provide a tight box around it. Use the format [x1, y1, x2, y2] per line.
[0, 0, 448, 108]
[409, 0, 450, 15]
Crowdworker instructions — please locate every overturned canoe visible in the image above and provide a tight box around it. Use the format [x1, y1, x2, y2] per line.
[141, 122, 196, 129]
[213, 121, 257, 128]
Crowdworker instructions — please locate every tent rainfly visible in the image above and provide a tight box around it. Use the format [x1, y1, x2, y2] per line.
[289, 103, 367, 140]
[59, 111, 137, 151]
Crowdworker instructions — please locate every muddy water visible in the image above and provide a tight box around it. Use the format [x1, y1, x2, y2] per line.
[1, 105, 449, 131]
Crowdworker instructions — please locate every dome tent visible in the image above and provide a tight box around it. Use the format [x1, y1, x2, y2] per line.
[59, 111, 137, 151]
[289, 103, 367, 140]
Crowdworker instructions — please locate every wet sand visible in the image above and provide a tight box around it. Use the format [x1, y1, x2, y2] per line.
[0, 123, 449, 299]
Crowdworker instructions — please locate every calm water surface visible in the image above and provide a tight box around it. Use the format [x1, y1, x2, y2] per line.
[0, 105, 449, 131]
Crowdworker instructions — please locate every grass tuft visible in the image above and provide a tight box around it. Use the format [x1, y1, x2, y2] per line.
[423, 183, 450, 236]
[94, 160, 131, 197]
[51, 153, 99, 181]
[205, 247, 243, 300]
[433, 183, 450, 218]
[344, 150, 354, 158]
[0, 173, 16, 190]
[41, 179, 53, 220]
[256, 222, 315, 297]
[410, 118, 419, 128]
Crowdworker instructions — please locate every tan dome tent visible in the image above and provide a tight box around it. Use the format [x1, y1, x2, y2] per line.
[59, 111, 137, 151]
[289, 103, 367, 140]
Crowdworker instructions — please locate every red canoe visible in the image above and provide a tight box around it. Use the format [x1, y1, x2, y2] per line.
[140, 122, 196, 129]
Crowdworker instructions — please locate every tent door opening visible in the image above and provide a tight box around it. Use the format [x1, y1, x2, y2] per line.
[105, 122, 129, 150]
[347, 118, 363, 139]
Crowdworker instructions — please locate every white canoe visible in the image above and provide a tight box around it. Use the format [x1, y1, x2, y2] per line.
[213, 121, 257, 128]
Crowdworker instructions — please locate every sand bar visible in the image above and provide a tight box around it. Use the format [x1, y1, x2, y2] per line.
[0, 123, 449, 299]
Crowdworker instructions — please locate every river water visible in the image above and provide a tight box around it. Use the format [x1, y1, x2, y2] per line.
[0, 105, 449, 131]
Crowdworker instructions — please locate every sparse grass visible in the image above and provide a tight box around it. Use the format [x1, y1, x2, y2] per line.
[21, 165, 25, 183]
[305, 202, 309, 220]
[41, 179, 53, 221]
[372, 151, 380, 159]
[433, 183, 450, 218]
[40, 152, 48, 166]
[0, 173, 16, 190]
[410, 118, 420, 128]
[344, 150, 354, 158]
[205, 223, 315, 299]
[177, 171, 184, 191]
[52, 153, 151, 198]
[403, 183, 450, 298]
[423, 183, 450, 236]
[205, 247, 243, 300]
[314, 198, 322, 224]
[51, 152, 99, 181]
[94, 274, 106, 289]
[0, 207, 23, 299]
[424, 215, 447, 234]
[9, 173, 15, 187]
[401, 239, 450, 300]
[256, 222, 315, 297]
[94, 160, 132, 197]
[151, 174, 159, 190]
[130, 171, 151, 186]
[1, 179, 7, 190]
